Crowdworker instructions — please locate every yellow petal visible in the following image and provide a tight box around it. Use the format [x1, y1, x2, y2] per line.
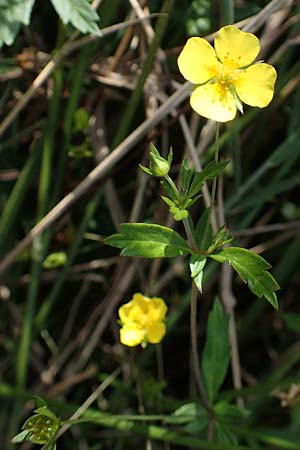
[190, 84, 237, 122]
[215, 26, 260, 68]
[119, 293, 147, 324]
[147, 297, 168, 321]
[120, 323, 145, 347]
[235, 63, 277, 107]
[146, 322, 166, 344]
[178, 37, 219, 84]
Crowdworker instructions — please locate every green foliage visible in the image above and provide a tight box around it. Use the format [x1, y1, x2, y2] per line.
[0, 0, 35, 47]
[104, 223, 191, 258]
[50, 0, 101, 35]
[202, 298, 231, 403]
[0, 0, 100, 48]
[207, 226, 233, 254]
[12, 399, 60, 450]
[159, 158, 228, 223]
[43, 252, 67, 269]
[194, 208, 213, 249]
[170, 402, 208, 433]
[186, 0, 211, 35]
[209, 248, 280, 308]
[187, 161, 229, 198]
[190, 254, 207, 292]
[161, 196, 189, 221]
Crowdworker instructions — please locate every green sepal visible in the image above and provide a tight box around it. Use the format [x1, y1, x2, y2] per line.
[139, 164, 154, 176]
[161, 196, 188, 221]
[231, 86, 244, 114]
[105, 223, 191, 258]
[140, 145, 172, 177]
[194, 208, 213, 250]
[209, 247, 280, 308]
[11, 430, 30, 444]
[33, 395, 49, 408]
[190, 254, 207, 292]
[33, 407, 58, 420]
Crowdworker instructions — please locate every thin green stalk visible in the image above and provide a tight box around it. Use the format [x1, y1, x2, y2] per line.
[16, 67, 63, 390]
[0, 143, 41, 255]
[200, 123, 220, 250]
[10, 63, 64, 450]
[112, 0, 174, 147]
[190, 282, 211, 412]
[228, 120, 241, 189]
[210, 122, 220, 210]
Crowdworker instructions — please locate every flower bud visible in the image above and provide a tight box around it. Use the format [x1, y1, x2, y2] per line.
[140, 145, 172, 177]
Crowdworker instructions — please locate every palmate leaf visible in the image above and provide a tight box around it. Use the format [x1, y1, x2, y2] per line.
[104, 223, 191, 258]
[50, 0, 101, 35]
[210, 247, 280, 309]
[0, 0, 35, 47]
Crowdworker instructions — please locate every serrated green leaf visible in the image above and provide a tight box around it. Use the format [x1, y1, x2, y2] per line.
[202, 298, 231, 403]
[105, 223, 191, 258]
[50, 0, 101, 35]
[190, 255, 207, 292]
[209, 247, 280, 308]
[211, 247, 271, 270]
[194, 208, 213, 250]
[188, 161, 229, 198]
[0, 0, 35, 47]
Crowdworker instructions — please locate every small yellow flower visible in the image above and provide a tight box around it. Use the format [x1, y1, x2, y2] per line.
[178, 25, 277, 122]
[118, 293, 167, 347]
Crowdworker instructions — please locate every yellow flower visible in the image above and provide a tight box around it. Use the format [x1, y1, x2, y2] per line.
[178, 25, 277, 122]
[118, 293, 167, 347]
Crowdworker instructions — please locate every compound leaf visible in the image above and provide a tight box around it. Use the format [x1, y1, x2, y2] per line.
[210, 247, 280, 308]
[50, 0, 101, 35]
[0, 0, 35, 47]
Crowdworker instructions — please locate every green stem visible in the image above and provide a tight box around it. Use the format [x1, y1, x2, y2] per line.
[210, 122, 220, 211]
[164, 174, 180, 199]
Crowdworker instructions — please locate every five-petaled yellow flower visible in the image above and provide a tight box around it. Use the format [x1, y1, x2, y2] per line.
[118, 293, 167, 347]
[178, 25, 277, 122]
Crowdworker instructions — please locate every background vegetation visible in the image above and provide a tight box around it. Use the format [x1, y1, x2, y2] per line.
[1, 0, 300, 448]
